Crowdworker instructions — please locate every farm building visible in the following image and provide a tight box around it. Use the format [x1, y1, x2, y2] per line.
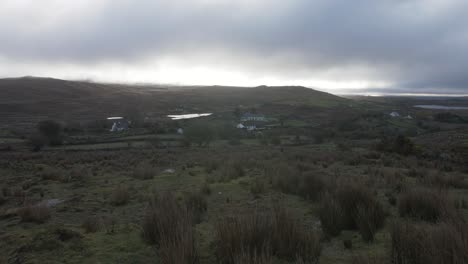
[237, 121, 266, 131]
[240, 113, 266, 122]
[389, 112, 400, 118]
[108, 117, 130, 132]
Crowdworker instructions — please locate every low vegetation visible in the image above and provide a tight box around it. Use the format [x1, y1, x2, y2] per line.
[391, 220, 468, 264]
[142, 193, 198, 263]
[319, 183, 386, 242]
[17, 204, 51, 223]
[214, 206, 321, 264]
[2, 83, 468, 263]
[110, 185, 130, 206]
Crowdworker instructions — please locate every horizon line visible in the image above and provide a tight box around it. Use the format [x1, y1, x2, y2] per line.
[2, 75, 467, 98]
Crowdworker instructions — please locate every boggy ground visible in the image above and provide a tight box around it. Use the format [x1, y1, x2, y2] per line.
[1, 139, 468, 264]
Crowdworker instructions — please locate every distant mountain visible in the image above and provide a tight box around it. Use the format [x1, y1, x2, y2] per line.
[0, 77, 347, 129]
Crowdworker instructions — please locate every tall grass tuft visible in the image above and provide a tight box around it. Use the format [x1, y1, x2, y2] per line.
[398, 188, 455, 222]
[319, 183, 386, 242]
[110, 185, 130, 206]
[214, 206, 321, 264]
[391, 220, 468, 264]
[142, 193, 199, 263]
[17, 204, 51, 223]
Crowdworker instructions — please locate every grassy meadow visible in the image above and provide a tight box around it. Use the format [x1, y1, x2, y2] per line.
[1, 79, 468, 264]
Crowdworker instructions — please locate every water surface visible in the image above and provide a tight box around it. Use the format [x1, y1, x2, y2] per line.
[414, 105, 468, 110]
[167, 113, 213, 120]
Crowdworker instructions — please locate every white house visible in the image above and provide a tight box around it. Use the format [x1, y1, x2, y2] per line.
[246, 124, 257, 131]
[236, 123, 245, 129]
[108, 117, 130, 132]
[389, 112, 400, 118]
[240, 113, 266, 122]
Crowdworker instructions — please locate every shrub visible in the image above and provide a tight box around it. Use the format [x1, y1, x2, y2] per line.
[133, 163, 155, 180]
[218, 160, 245, 182]
[185, 121, 215, 147]
[426, 173, 467, 189]
[343, 239, 352, 249]
[250, 178, 265, 198]
[350, 254, 385, 264]
[205, 160, 219, 174]
[297, 172, 326, 201]
[102, 215, 117, 234]
[184, 191, 208, 224]
[200, 182, 211, 195]
[142, 193, 198, 263]
[0, 191, 6, 205]
[2, 186, 11, 197]
[39, 166, 63, 181]
[377, 135, 415, 155]
[270, 164, 300, 194]
[391, 221, 468, 264]
[336, 184, 386, 232]
[17, 204, 51, 223]
[232, 249, 273, 264]
[355, 202, 385, 242]
[398, 188, 454, 222]
[28, 134, 46, 151]
[214, 212, 271, 264]
[271, 206, 321, 262]
[318, 194, 344, 237]
[214, 206, 321, 264]
[37, 120, 63, 146]
[110, 185, 130, 206]
[82, 216, 101, 233]
[67, 166, 90, 182]
[319, 184, 386, 242]
[271, 165, 326, 201]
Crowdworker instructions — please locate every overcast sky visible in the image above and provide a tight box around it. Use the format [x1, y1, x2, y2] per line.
[1, 0, 467, 95]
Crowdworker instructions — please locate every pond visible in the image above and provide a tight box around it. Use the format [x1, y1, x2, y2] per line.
[414, 105, 468, 110]
[167, 113, 213, 120]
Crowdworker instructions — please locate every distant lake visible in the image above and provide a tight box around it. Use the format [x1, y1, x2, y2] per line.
[167, 113, 212, 120]
[414, 105, 468, 110]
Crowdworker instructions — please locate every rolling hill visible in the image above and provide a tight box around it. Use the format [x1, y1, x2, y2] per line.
[0, 77, 348, 130]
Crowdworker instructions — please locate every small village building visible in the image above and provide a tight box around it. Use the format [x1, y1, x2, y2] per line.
[389, 112, 400, 118]
[107, 117, 130, 132]
[240, 113, 266, 122]
[236, 123, 245, 129]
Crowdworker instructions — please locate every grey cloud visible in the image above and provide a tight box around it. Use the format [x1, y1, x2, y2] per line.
[0, 0, 467, 93]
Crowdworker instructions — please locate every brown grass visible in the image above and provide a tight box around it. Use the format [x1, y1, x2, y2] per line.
[318, 193, 344, 237]
[214, 206, 321, 264]
[398, 188, 455, 222]
[319, 183, 386, 242]
[133, 163, 156, 180]
[232, 249, 273, 264]
[110, 185, 130, 206]
[249, 177, 265, 198]
[81, 216, 101, 233]
[17, 204, 51, 223]
[350, 253, 386, 264]
[425, 173, 467, 189]
[0, 191, 6, 205]
[270, 164, 327, 201]
[200, 181, 211, 195]
[142, 193, 198, 263]
[391, 220, 468, 264]
[184, 191, 207, 224]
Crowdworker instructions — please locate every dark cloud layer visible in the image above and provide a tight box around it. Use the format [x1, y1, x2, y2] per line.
[1, 0, 467, 94]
